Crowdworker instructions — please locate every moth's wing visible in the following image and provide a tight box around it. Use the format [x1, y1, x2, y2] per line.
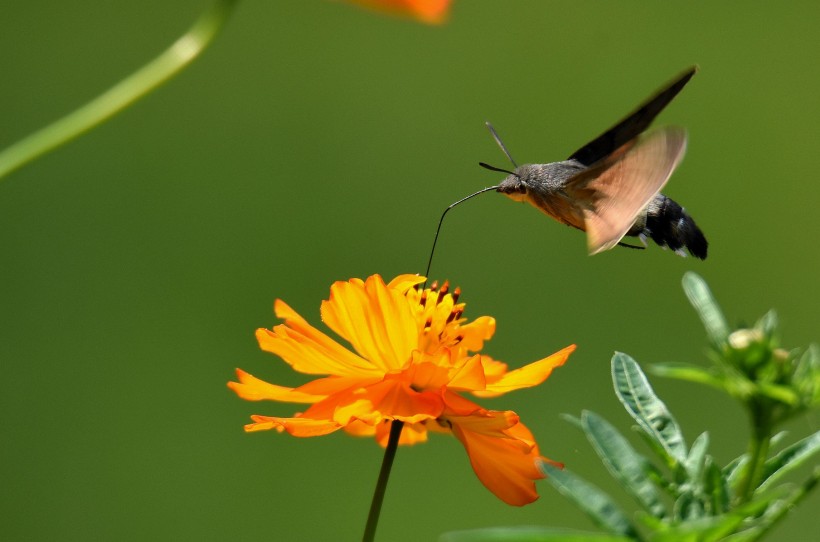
[568, 67, 696, 166]
[566, 127, 688, 255]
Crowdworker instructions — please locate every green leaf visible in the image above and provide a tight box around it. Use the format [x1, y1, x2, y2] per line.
[724, 454, 749, 490]
[612, 352, 687, 466]
[581, 411, 667, 518]
[650, 362, 725, 390]
[759, 430, 820, 491]
[561, 413, 584, 430]
[439, 527, 633, 542]
[682, 272, 730, 347]
[684, 432, 710, 483]
[793, 344, 820, 405]
[756, 382, 799, 406]
[648, 513, 747, 542]
[704, 458, 730, 514]
[540, 463, 639, 538]
[673, 490, 705, 521]
[755, 310, 779, 338]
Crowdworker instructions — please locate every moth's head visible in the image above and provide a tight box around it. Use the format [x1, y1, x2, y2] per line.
[479, 162, 527, 201]
[496, 170, 528, 202]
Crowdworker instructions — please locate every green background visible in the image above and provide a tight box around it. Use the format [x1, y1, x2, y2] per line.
[1, 1, 818, 540]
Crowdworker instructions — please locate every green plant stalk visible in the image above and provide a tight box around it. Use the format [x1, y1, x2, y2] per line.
[737, 402, 773, 503]
[0, 0, 239, 182]
[747, 467, 820, 542]
[363, 420, 404, 542]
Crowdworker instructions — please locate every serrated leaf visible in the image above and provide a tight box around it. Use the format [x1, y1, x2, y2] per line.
[758, 430, 820, 491]
[612, 352, 687, 466]
[438, 527, 633, 542]
[581, 411, 667, 518]
[682, 272, 730, 347]
[540, 463, 639, 538]
[650, 362, 725, 390]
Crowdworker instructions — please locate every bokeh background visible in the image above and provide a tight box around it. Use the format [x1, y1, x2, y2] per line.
[1, 1, 818, 540]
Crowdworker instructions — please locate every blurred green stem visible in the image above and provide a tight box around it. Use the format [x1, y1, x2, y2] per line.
[0, 0, 239, 182]
[749, 467, 820, 542]
[363, 420, 404, 542]
[737, 404, 772, 503]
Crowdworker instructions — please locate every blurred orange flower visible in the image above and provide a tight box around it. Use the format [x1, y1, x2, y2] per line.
[343, 0, 451, 24]
[229, 274, 574, 505]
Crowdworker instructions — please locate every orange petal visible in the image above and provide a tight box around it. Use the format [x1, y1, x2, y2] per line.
[302, 378, 443, 426]
[373, 420, 430, 446]
[456, 316, 496, 352]
[245, 415, 342, 437]
[344, 0, 451, 24]
[256, 324, 379, 378]
[271, 299, 380, 375]
[404, 358, 451, 390]
[320, 275, 419, 372]
[473, 345, 575, 398]
[446, 354, 487, 391]
[449, 413, 545, 506]
[228, 369, 323, 403]
[441, 389, 485, 416]
[386, 274, 426, 293]
[294, 374, 382, 396]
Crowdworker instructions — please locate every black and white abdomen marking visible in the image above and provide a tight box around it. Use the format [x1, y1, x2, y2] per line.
[631, 194, 708, 259]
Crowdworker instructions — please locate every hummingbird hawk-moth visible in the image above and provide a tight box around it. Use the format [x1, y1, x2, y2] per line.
[481, 66, 708, 259]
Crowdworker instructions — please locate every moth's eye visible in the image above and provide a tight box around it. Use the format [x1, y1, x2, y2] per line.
[517, 183, 527, 194]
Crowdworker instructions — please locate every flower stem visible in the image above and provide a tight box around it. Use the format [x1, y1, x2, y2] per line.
[363, 420, 404, 542]
[0, 0, 239, 182]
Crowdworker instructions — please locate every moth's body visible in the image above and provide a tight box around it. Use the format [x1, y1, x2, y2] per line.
[499, 160, 588, 231]
[486, 67, 708, 259]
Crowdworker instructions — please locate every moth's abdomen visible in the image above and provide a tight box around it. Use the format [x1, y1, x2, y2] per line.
[635, 195, 708, 259]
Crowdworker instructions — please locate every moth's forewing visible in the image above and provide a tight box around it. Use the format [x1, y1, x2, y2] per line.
[568, 67, 696, 167]
[567, 127, 687, 255]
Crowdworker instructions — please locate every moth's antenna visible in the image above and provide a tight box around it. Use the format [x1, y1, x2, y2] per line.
[485, 122, 518, 168]
[479, 162, 517, 176]
[424, 185, 500, 284]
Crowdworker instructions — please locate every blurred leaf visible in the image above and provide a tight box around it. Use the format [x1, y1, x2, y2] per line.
[724, 454, 749, 490]
[720, 494, 798, 542]
[684, 432, 709, 482]
[758, 430, 820, 491]
[648, 513, 746, 542]
[756, 382, 799, 405]
[673, 489, 706, 521]
[793, 344, 820, 405]
[439, 526, 633, 542]
[612, 352, 687, 466]
[755, 310, 778, 338]
[581, 411, 667, 518]
[704, 459, 730, 514]
[650, 362, 725, 390]
[682, 273, 730, 347]
[561, 413, 584, 430]
[541, 463, 639, 538]
[770, 431, 790, 448]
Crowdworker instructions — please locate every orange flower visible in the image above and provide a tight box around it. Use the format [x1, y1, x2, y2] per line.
[342, 0, 451, 24]
[229, 274, 574, 506]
